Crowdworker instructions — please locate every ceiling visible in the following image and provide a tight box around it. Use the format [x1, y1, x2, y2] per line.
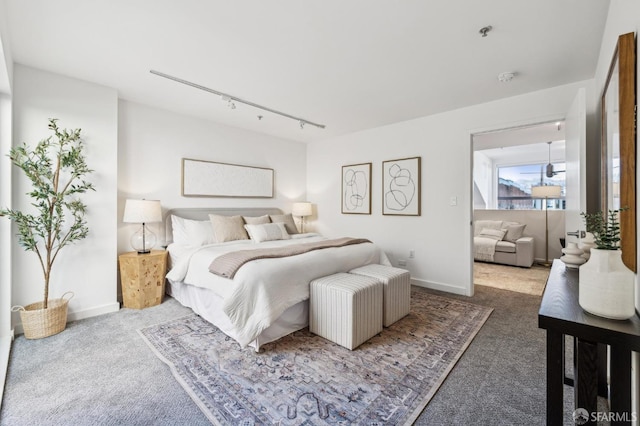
[474, 120, 566, 164]
[2, 0, 610, 143]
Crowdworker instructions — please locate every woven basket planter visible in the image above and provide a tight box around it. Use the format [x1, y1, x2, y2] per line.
[12, 292, 74, 339]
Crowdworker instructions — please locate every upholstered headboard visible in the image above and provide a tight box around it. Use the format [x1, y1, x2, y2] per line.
[163, 207, 283, 245]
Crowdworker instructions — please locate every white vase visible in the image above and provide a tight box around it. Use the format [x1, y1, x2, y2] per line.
[561, 242, 586, 269]
[579, 248, 635, 320]
[579, 232, 597, 260]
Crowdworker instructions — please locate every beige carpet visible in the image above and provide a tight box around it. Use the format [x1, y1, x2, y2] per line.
[474, 261, 550, 296]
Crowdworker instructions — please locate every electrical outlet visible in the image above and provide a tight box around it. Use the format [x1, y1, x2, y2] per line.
[409, 250, 415, 259]
[398, 259, 407, 267]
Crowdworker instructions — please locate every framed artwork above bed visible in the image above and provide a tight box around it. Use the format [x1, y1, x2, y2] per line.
[181, 158, 274, 198]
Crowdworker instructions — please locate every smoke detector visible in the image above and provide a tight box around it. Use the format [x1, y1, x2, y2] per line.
[497, 72, 516, 82]
[479, 26, 492, 37]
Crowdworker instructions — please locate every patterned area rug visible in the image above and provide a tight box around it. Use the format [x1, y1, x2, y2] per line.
[474, 261, 550, 296]
[139, 290, 492, 425]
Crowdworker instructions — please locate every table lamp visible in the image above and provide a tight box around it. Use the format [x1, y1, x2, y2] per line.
[292, 202, 312, 233]
[123, 199, 162, 254]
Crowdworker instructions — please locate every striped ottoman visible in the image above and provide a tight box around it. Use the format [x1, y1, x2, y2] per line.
[309, 272, 382, 350]
[349, 264, 411, 327]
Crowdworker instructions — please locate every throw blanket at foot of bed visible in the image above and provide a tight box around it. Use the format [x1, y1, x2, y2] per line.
[209, 237, 371, 278]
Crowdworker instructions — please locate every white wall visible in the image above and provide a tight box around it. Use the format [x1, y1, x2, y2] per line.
[0, 0, 12, 93]
[11, 65, 120, 328]
[0, 90, 11, 410]
[473, 151, 491, 209]
[308, 79, 597, 296]
[0, 0, 12, 405]
[117, 100, 308, 253]
[0, 93, 11, 335]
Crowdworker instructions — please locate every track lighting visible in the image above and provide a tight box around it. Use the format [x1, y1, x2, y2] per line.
[221, 95, 236, 109]
[150, 70, 326, 130]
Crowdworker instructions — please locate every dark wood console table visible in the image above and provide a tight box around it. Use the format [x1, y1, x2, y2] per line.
[538, 260, 640, 425]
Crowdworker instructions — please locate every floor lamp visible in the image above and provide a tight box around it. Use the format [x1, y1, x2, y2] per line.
[531, 185, 562, 266]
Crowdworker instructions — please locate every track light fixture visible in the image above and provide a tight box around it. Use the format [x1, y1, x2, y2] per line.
[150, 70, 326, 130]
[221, 95, 236, 109]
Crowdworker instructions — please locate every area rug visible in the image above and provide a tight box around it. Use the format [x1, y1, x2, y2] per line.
[139, 290, 492, 425]
[474, 261, 549, 296]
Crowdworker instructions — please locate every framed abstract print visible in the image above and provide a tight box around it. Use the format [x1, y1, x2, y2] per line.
[382, 157, 421, 216]
[342, 163, 372, 214]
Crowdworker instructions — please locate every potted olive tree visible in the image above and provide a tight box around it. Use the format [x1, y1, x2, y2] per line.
[1, 119, 94, 338]
[579, 209, 634, 320]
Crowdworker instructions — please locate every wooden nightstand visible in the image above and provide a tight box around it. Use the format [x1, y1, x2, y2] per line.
[118, 250, 168, 309]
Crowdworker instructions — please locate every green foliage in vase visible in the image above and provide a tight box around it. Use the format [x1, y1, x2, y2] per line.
[0, 119, 94, 308]
[581, 208, 626, 250]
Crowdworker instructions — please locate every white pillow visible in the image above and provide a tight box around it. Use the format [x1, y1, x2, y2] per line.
[478, 228, 506, 241]
[244, 223, 290, 243]
[171, 215, 215, 246]
[474, 220, 503, 237]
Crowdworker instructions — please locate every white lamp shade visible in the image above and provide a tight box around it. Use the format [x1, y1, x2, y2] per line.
[531, 185, 562, 199]
[292, 202, 312, 217]
[123, 199, 162, 223]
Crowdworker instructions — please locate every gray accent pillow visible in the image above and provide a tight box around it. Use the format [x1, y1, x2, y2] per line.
[208, 214, 249, 243]
[269, 213, 299, 234]
[503, 223, 526, 242]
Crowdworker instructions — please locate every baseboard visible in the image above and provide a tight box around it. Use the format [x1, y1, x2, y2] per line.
[411, 278, 470, 296]
[67, 302, 120, 322]
[13, 302, 120, 336]
[0, 335, 12, 412]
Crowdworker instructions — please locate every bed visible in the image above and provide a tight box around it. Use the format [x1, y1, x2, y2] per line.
[163, 207, 390, 351]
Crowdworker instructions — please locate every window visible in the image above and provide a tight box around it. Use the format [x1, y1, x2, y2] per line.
[497, 163, 566, 210]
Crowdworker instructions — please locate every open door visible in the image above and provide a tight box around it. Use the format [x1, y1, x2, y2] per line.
[564, 88, 587, 243]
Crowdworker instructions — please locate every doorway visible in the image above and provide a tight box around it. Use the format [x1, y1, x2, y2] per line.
[471, 120, 567, 294]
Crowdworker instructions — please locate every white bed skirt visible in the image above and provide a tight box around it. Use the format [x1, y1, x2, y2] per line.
[166, 279, 309, 351]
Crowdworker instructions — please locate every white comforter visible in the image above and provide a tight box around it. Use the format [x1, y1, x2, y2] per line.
[166, 233, 390, 348]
